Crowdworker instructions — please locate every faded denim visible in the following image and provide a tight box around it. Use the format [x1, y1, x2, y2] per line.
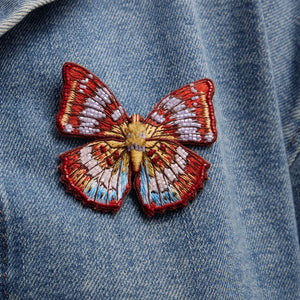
[0, 0, 299, 299]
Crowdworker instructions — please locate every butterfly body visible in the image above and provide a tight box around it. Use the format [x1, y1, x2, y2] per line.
[125, 114, 147, 172]
[57, 63, 217, 217]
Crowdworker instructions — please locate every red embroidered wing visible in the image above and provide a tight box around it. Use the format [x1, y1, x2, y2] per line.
[144, 79, 216, 145]
[56, 62, 129, 139]
[59, 139, 131, 213]
[134, 139, 210, 217]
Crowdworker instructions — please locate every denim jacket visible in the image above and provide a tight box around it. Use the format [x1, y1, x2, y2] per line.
[0, 0, 299, 298]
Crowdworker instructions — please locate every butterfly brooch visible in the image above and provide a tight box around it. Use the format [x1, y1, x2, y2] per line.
[56, 62, 217, 217]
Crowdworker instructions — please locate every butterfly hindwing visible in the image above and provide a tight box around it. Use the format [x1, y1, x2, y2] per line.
[144, 79, 216, 145]
[134, 139, 210, 217]
[56, 62, 129, 139]
[59, 139, 131, 213]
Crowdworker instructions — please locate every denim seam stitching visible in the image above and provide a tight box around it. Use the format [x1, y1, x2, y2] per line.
[286, 126, 300, 151]
[0, 208, 7, 298]
[257, 0, 295, 167]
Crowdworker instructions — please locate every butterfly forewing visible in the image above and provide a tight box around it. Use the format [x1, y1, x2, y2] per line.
[134, 139, 210, 217]
[144, 79, 216, 145]
[56, 62, 129, 139]
[59, 139, 131, 213]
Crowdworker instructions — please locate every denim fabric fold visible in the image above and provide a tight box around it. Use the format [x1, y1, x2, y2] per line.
[0, 0, 56, 37]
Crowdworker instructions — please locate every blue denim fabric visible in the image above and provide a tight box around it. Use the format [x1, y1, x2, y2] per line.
[0, 0, 299, 299]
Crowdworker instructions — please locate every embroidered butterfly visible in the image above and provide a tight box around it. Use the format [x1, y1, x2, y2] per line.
[56, 62, 217, 217]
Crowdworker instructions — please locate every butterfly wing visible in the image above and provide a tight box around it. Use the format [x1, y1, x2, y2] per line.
[59, 139, 131, 213]
[144, 79, 217, 145]
[56, 62, 129, 139]
[134, 139, 210, 217]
